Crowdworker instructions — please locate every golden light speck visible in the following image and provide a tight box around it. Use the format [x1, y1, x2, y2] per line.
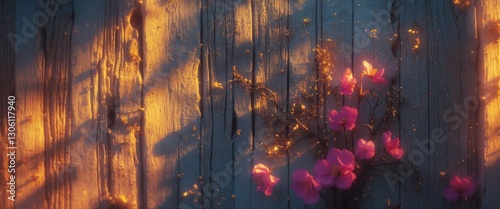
[453, 0, 470, 8]
[303, 18, 311, 25]
[369, 29, 378, 38]
[213, 82, 224, 89]
[413, 38, 420, 52]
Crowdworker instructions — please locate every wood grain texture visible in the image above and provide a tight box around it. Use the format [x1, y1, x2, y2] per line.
[5, 0, 499, 208]
[427, 1, 478, 208]
[141, 0, 201, 208]
[287, 0, 325, 208]
[12, 0, 78, 207]
[201, 1, 236, 208]
[41, 2, 74, 208]
[0, 1, 16, 209]
[478, 0, 500, 208]
[231, 0, 254, 208]
[70, 0, 102, 207]
[106, 1, 142, 207]
[352, 0, 401, 208]
[320, 0, 354, 207]
[71, 1, 145, 208]
[251, 0, 290, 208]
[399, 0, 430, 208]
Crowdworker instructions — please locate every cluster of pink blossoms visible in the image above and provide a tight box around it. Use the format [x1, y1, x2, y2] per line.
[250, 61, 475, 204]
[286, 128, 405, 204]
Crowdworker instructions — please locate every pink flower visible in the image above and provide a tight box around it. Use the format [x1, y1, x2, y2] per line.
[383, 131, 404, 160]
[355, 139, 376, 160]
[444, 176, 476, 201]
[291, 170, 322, 204]
[252, 164, 280, 196]
[362, 60, 387, 85]
[340, 68, 357, 95]
[328, 106, 358, 131]
[313, 148, 356, 189]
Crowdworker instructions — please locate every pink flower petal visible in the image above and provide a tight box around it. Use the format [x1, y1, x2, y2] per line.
[355, 139, 376, 160]
[313, 160, 332, 175]
[313, 160, 334, 185]
[372, 68, 388, 84]
[342, 106, 358, 116]
[362, 60, 373, 75]
[327, 148, 342, 163]
[387, 148, 404, 160]
[291, 181, 309, 198]
[292, 169, 309, 181]
[383, 132, 404, 159]
[328, 110, 343, 131]
[461, 178, 476, 198]
[383, 131, 392, 145]
[444, 187, 459, 201]
[302, 191, 320, 204]
[335, 149, 355, 171]
[342, 107, 358, 130]
[344, 120, 356, 131]
[335, 171, 356, 189]
[291, 169, 320, 203]
[252, 164, 279, 196]
[253, 164, 270, 174]
[340, 68, 357, 95]
[328, 107, 358, 131]
[449, 176, 461, 188]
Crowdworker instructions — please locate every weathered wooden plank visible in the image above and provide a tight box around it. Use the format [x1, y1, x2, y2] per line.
[175, 1, 201, 201]
[453, 3, 479, 209]
[14, 37, 48, 209]
[72, 1, 145, 208]
[176, 0, 202, 204]
[425, 1, 478, 208]
[399, 0, 430, 208]
[421, 1, 459, 208]
[106, 1, 143, 207]
[94, 4, 115, 204]
[251, 0, 290, 208]
[351, 0, 401, 208]
[287, 0, 325, 208]
[231, 0, 254, 208]
[478, 0, 500, 207]
[321, 0, 354, 207]
[142, 0, 201, 208]
[70, 1, 103, 208]
[200, 1, 239, 208]
[0, 1, 16, 208]
[37, 2, 74, 208]
[14, 0, 74, 208]
[5, 1, 499, 209]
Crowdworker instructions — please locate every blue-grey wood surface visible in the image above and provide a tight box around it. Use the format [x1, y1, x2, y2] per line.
[1, 0, 499, 208]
